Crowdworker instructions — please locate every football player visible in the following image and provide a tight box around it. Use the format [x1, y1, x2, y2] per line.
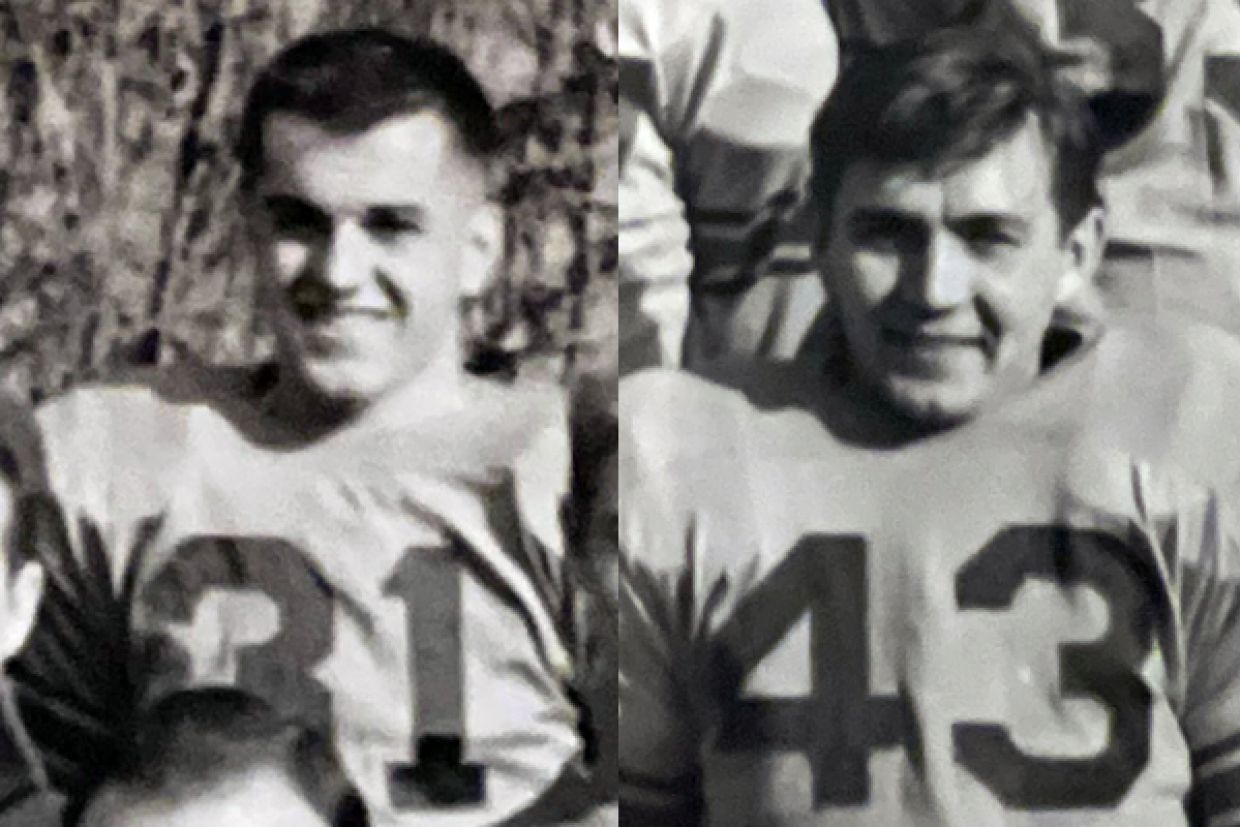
[620, 14, 1240, 827]
[826, 0, 1240, 334]
[621, 0, 1240, 374]
[9, 29, 611, 827]
[71, 688, 369, 827]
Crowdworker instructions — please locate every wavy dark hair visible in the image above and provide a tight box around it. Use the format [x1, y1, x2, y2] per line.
[810, 1, 1104, 237]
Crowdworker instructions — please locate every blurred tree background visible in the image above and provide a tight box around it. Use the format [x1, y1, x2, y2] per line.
[0, 0, 617, 401]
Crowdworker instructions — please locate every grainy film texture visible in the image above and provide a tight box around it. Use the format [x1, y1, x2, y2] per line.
[0, 0, 617, 399]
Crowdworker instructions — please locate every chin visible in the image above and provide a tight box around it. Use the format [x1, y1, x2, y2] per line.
[296, 359, 392, 408]
[880, 377, 981, 433]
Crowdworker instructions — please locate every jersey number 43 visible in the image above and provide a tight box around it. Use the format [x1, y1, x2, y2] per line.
[712, 527, 1159, 810]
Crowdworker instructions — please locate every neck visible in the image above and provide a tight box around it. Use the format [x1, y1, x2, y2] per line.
[263, 348, 469, 441]
[261, 371, 365, 441]
[365, 355, 470, 431]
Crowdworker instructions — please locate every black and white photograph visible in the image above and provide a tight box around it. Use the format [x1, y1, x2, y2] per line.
[619, 0, 1240, 824]
[6, 0, 1240, 824]
[0, 1, 617, 825]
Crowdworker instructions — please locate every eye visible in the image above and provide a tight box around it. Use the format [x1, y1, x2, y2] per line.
[364, 208, 424, 240]
[847, 213, 924, 253]
[956, 219, 1025, 255]
[262, 197, 330, 240]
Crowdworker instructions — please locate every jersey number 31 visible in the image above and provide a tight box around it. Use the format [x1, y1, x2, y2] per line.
[141, 535, 486, 811]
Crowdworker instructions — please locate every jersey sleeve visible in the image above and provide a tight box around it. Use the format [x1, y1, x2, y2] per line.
[3, 388, 177, 800]
[0, 395, 91, 816]
[497, 384, 623, 822]
[508, 384, 579, 680]
[1162, 477, 1240, 824]
[0, 653, 61, 827]
[617, 378, 704, 823]
[8, 490, 140, 798]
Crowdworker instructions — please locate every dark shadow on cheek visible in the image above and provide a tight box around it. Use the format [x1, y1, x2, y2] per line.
[974, 301, 1002, 358]
[376, 271, 409, 320]
[287, 275, 341, 323]
[871, 288, 915, 332]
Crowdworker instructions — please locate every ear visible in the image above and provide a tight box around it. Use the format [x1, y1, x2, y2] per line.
[0, 561, 42, 664]
[239, 191, 284, 315]
[238, 187, 271, 271]
[459, 202, 503, 299]
[239, 185, 296, 277]
[1056, 204, 1106, 306]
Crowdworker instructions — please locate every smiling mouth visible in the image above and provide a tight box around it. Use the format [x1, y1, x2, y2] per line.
[883, 328, 985, 349]
[294, 304, 398, 324]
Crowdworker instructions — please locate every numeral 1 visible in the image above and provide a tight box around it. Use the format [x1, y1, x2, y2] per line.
[384, 544, 486, 809]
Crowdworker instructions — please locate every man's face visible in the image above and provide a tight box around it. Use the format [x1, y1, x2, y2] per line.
[819, 120, 1091, 429]
[250, 111, 492, 406]
[80, 768, 329, 827]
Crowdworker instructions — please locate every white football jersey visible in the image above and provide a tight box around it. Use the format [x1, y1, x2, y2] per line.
[620, 317, 1240, 825]
[14, 363, 594, 827]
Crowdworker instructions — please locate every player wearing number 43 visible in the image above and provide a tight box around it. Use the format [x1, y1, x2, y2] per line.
[4, 29, 613, 827]
[620, 12, 1240, 827]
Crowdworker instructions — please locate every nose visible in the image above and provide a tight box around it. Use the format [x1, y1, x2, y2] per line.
[900, 232, 973, 310]
[318, 219, 370, 293]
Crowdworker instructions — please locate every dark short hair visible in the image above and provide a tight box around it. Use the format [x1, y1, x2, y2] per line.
[237, 28, 499, 190]
[68, 688, 369, 827]
[810, 5, 1103, 234]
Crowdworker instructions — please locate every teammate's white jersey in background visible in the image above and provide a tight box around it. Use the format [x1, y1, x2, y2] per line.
[619, 0, 836, 370]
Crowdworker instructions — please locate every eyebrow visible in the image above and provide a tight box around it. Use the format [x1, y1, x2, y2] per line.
[847, 207, 1031, 232]
[362, 203, 428, 223]
[261, 194, 329, 222]
[947, 214, 1031, 237]
[847, 207, 921, 225]
[260, 195, 429, 224]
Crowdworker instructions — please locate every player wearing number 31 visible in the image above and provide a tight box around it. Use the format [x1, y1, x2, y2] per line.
[620, 11, 1240, 827]
[6, 29, 610, 827]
